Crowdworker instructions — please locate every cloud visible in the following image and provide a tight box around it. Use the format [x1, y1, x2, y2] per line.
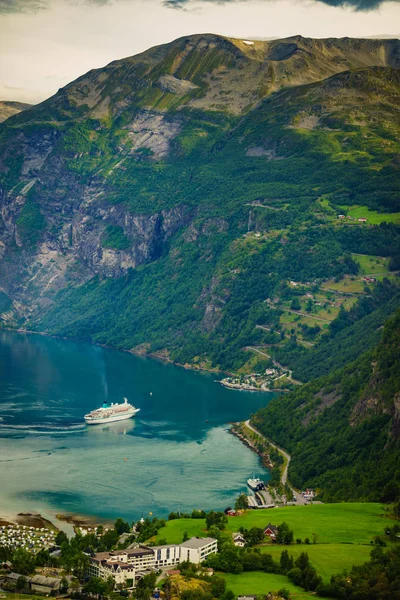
[163, 0, 399, 11]
[0, 0, 397, 15]
[0, 0, 113, 13]
[0, 0, 49, 13]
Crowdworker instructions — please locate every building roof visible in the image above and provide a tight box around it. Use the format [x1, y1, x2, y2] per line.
[6, 573, 28, 581]
[92, 546, 154, 564]
[180, 537, 217, 549]
[125, 547, 154, 557]
[264, 523, 278, 532]
[152, 544, 180, 551]
[30, 575, 62, 588]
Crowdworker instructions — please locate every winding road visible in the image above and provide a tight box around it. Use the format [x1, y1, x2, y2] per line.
[245, 419, 291, 485]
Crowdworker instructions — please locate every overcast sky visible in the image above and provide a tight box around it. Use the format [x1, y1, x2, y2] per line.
[0, 0, 399, 104]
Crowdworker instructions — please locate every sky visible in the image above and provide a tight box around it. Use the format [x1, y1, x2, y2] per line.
[0, 0, 399, 104]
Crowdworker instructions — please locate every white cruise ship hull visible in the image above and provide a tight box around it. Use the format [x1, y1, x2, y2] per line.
[85, 408, 140, 425]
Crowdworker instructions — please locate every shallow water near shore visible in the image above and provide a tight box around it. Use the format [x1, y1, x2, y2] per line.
[0, 330, 274, 523]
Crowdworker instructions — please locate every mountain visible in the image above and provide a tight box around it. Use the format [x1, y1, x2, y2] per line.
[0, 101, 32, 123]
[252, 309, 400, 502]
[0, 34, 399, 375]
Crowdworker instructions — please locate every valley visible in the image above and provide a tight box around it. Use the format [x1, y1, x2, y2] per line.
[0, 29, 400, 600]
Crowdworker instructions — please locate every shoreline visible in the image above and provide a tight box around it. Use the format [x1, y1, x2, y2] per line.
[229, 422, 274, 470]
[0, 509, 114, 537]
[219, 381, 290, 393]
[8, 327, 234, 379]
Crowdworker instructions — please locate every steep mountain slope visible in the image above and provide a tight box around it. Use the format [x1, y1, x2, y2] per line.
[0, 101, 31, 123]
[0, 34, 399, 374]
[252, 310, 400, 501]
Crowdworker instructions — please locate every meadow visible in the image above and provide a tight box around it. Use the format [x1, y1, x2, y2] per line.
[352, 254, 390, 275]
[155, 503, 390, 546]
[221, 572, 320, 599]
[345, 206, 400, 225]
[259, 543, 373, 581]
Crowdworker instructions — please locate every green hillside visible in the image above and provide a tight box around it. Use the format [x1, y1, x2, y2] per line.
[252, 310, 400, 501]
[0, 35, 399, 378]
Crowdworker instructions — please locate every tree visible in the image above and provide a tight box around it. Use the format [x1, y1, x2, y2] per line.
[294, 552, 310, 571]
[136, 573, 157, 600]
[182, 531, 189, 542]
[16, 576, 27, 592]
[162, 576, 173, 600]
[290, 298, 301, 311]
[83, 577, 108, 598]
[55, 531, 68, 546]
[114, 518, 130, 535]
[246, 527, 264, 547]
[12, 548, 36, 575]
[276, 522, 294, 545]
[234, 493, 248, 511]
[210, 576, 226, 598]
[280, 549, 294, 574]
[205, 511, 228, 531]
[60, 576, 69, 594]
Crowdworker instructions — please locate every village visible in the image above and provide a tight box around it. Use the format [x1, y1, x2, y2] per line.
[220, 365, 291, 392]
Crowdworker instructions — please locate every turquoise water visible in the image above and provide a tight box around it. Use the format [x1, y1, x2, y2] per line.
[0, 330, 274, 523]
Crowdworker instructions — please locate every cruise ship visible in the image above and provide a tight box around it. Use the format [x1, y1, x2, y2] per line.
[247, 477, 265, 492]
[84, 398, 140, 425]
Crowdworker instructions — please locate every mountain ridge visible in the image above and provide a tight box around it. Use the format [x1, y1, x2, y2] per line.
[0, 33, 399, 380]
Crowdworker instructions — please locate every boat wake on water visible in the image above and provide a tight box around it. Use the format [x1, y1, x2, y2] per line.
[0, 423, 87, 435]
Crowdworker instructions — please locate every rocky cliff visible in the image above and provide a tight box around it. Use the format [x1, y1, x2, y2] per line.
[0, 34, 399, 371]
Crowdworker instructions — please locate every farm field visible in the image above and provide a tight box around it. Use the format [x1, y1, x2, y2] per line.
[222, 572, 324, 600]
[259, 543, 373, 581]
[321, 277, 367, 294]
[154, 503, 390, 546]
[345, 206, 400, 224]
[352, 254, 390, 275]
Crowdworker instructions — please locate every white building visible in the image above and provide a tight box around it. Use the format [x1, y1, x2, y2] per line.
[152, 544, 181, 568]
[88, 537, 217, 587]
[179, 538, 218, 564]
[88, 546, 155, 586]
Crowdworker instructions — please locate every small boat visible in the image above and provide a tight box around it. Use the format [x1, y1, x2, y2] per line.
[247, 477, 265, 492]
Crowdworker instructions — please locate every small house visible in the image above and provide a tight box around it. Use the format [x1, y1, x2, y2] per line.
[338, 215, 345, 219]
[263, 523, 278, 539]
[358, 218, 367, 222]
[232, 533, 246, 547]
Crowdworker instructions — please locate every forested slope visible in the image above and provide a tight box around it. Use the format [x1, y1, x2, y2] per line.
[252, 310, 400, 501]
[0, 35, 399, 376]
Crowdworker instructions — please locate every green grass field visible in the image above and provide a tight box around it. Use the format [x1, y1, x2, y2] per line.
[155, 503, 390, 546]
[346, 206, 400, 224]
[321, 277, 367, 294]
[153, 503, 393, 599]
[260, 543, 372, 581]
[352, 254, 390, 275]
[222, 572, 322, 599]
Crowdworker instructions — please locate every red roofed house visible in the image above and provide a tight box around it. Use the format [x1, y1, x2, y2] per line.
[263, 523, 278, 540]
